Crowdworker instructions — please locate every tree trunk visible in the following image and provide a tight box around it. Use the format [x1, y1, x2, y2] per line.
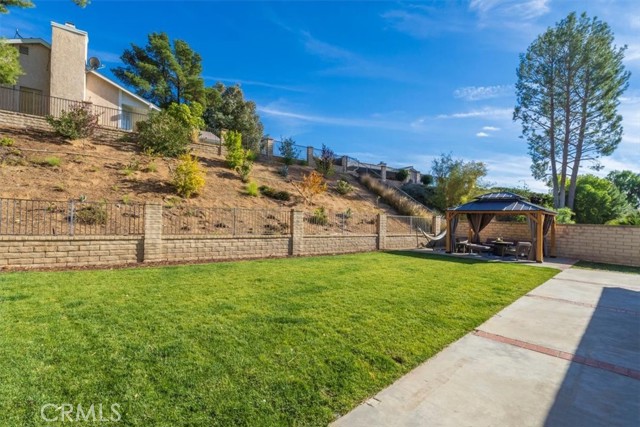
[568, 73, 590, 209]
[549, 83, 560, 208]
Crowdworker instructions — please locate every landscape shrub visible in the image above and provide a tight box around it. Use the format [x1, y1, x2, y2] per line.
[279, 165, 289, 178]
[278, 137, 300, 166]
[167, 102, 205, 143]
[335, 179, 354, 195]
[75, 204, 107, 225]
[224, 130, 245, 169]
[314, 144, 335, 177]
[395, 169, 409, 182]
[312, 207, 329, 226]
[246, 181, 259, 197]
[33, 156, 61, 167]
[300, 170, 327, 204]
[136, 110, 191, 157]
[46, 102, 99, 140]
[0, 136, 14, 147]
[556, 207, 575, 224]
[259, 185, 291, 201]
[172, 154, 205, 198]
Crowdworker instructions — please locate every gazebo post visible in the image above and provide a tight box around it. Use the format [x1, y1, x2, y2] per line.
[445, 211, 452, 253]
[536, 212, 544, 263]
[550, 216, 557, 257]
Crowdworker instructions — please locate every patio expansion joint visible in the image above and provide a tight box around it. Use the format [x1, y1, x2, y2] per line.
[524, 293, 640, 317]
[473, 329, 640, 381]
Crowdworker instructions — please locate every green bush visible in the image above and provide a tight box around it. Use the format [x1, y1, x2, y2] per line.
[312, 207, 329, 226]
[335, 179, 354, 195]
[395, 169, 409, 182]
[0, 136, 14, 147]
[279, 165, 289, 178]
[246, 181, 259, 197]
[259, 185, 291, 201]
[136, 110, 191, 157]
[167, 102, 205, 143]
[556, 207, 575, 224]
[33, 156, 61, 167]
[224, 130, 244, 169]
[172, 154, 205, 198]
[75, 204, 107, 225]
[46, 103, 99, 140]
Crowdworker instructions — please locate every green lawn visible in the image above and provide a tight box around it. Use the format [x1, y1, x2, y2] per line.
[0, 252, 557, 426]
[573, 260, 640, 275]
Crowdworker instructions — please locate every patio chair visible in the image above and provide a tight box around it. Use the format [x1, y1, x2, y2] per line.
[417, 228, 447, 249]
[505, 242, 532, 261]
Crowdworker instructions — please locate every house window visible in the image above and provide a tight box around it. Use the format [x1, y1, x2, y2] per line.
[19, 46, 29, 55]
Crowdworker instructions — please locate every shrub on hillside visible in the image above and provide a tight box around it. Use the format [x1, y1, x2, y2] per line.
[167, 102, 205, 143]
[0, 136, 14, 147]
[314, 144, 335, 177]
[360, 174, 430, 217]
[312, 207, 329, 226]
[335, 179, 354, 195]
[46, 102, 99, 140]
[172, 154, 205, 198]
[136, 110, 191, 157]
[246, 181, 259, 197]
[395, 169, 409, 182]
[259, 185, 291, 201]
[75, 204, 107, 225]
[300, 170, 327, 205]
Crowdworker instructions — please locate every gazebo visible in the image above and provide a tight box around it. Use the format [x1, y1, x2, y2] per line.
[445, 192, 557, 263]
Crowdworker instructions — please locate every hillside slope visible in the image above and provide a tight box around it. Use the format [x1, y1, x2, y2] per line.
[0, 127, 398, 215]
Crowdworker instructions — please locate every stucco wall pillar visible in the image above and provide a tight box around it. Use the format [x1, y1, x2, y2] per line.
[143, 202, 163, 262]
[306, 147, 315, 167]
[377, 213, 387, 250]
[380, 163, 387, 182]
[291, 210, 304, 256]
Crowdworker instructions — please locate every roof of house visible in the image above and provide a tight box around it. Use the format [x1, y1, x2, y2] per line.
[5, 38, 51, 49]
[449, 192, 557, 215]
[199, 131, 221, 144]
[88, 71, 160, 111]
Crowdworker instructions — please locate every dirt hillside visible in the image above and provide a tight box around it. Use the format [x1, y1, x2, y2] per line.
[0, 127, 398, 215]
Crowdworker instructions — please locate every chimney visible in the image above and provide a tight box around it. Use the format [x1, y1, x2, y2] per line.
[49, 21, 88, 102]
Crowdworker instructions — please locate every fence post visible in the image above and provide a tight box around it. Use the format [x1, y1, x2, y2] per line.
[262, 137, 274, 159]
[377, 213, 387, 250]
[290, 210, 304, 256]
[306, 146, 316, 167]
[380, 163, 387, 182]
[432, 215, 441, 234]
[68, 200, 75, 236]
[341, 156, 348, 173]
[143, 202, 163, 263]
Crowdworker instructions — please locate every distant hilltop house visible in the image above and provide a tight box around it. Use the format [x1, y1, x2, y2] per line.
[2, 21, 159, 130]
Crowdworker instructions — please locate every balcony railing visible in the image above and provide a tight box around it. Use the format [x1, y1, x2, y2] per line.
[0, 85, 150, 131]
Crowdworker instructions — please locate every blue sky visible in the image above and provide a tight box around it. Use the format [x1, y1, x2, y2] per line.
[2, 0, 639, 191]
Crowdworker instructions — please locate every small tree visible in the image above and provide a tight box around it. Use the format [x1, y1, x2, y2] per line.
[0, 41, 22, 85]
[224, 130, 244, 169]
[300, 170, 327, 204]
[278, 137, 300, 166]
[136, 110, 191, 157]
[396, 169, 409, 182]
[46, 103, 99, 140]
[431, 153, 487, 211]
[172, 154, 205, 198]
[573, 174, 629, 224]
[314, 144, 335, 177]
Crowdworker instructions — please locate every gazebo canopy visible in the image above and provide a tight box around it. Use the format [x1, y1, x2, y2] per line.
[445, 192, 557, 263]
[449, 192, 557, 215]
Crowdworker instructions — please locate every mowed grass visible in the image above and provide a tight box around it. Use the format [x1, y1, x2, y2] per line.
[0, 252, 557, 426]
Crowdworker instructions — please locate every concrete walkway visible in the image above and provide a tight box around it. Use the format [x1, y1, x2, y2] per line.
[333, 268, 640, 427]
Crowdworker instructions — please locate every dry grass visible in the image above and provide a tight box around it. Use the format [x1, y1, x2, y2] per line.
[359, 174, 432, 217]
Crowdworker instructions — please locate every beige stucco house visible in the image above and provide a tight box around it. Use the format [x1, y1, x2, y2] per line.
[3, 21, 159, 130]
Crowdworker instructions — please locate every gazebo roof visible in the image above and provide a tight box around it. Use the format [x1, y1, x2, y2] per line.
[448, 192, 556, 215]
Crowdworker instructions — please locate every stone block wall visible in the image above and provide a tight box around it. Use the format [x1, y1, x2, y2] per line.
[301, 235, 378, 256]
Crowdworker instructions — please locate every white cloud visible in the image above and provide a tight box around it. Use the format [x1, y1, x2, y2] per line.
[454, 85, 513, 101]
[482, 126, 501, 131]
[469, 0, 550, 21]
[380, 7, 466, 39]
[258, 105, 407, 131]
[203, 76, 307, 93]
[476, 132, 490, 138]
[437, 107, 512, 120]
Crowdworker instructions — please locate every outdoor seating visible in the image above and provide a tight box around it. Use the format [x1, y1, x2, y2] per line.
[505, 242, 533, 261]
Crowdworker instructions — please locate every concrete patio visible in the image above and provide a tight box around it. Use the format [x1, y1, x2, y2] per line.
[332, 268, 640, 427]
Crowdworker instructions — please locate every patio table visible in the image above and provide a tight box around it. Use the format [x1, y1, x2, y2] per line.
[493, 241, 514, 257]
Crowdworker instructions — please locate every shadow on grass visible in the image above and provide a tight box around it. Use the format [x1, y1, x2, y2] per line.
[384, 250, 491, 266]
[573, 261, 640, 275]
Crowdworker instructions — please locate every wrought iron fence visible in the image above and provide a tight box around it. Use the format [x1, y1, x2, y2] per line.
[163, 206, 291, 236]
[0, 86, 149, 131]
[0, 198, 145, 236]
[304, 209, 378, 235]
[387, 215, 432, 235]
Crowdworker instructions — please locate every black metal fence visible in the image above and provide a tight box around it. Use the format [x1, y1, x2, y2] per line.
[0, 86, 149, 131]
[0, 198, 145, 236]
[163, 205, 292, 236]
[304, 210, 378, 235]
